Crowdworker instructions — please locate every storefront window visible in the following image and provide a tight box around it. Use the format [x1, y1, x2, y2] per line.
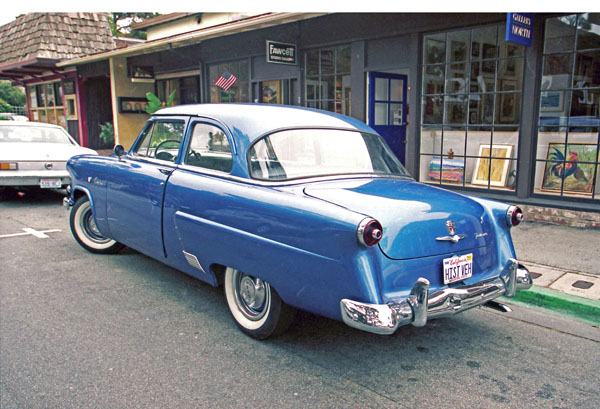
[27, 81, 65, 126]
[535, 14, 600, 200]
[304, 46, 351, 115]
[420, 25, 524, 191]
[208, 60, 249, 103]
[156, 76, 200, 106]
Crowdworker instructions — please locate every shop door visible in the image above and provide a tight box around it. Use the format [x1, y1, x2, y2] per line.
[367, 72, 408, 164]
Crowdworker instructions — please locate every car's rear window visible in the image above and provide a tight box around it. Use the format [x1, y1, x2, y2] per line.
[248, 129, 410, 181]
[0, 125, 74, 144]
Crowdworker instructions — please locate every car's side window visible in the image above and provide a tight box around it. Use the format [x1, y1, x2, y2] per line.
[184, 123, 233, 173]
[133, 121, 185, 163]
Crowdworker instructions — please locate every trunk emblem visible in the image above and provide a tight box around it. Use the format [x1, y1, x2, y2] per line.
[436, 220, 467, 243]
[446, 220, 456, 235]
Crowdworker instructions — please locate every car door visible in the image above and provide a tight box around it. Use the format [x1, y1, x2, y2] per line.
[106, 117, 187, 257]
[162, 120, 235, 283]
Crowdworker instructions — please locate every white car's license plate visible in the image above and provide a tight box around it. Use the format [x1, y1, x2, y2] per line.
[443, 253, 473, 284]
[40, 178, 62, 188]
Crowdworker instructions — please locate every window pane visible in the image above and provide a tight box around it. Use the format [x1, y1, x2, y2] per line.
[496, 92, 521, 125]
[498, 59, 523, 90]
[448, 30, 470, 63]
[446, 63, 468, 94]
[424, 34, 446, 64]
[542, 54, 573, 90]
[422, 96, 443, 124]
[576, 13, 600, 50]
[374, 103, 387, 125]
[390, 79, 404, 101]
[320, 50, 335, 75]
[472, 26, 497, 60]
[420, 127, 442, 155]
[544, 15, 577, 53]
[573, 51, 600, 88]
[423, 65, 445, 94]
[445, 95, 467, 124]
[306, 50, 319, 76]
[375, 78, 388, 100]
[186, 123, 232, 172]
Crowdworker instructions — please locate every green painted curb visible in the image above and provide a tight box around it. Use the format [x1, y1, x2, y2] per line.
[500, 286, 600, 326]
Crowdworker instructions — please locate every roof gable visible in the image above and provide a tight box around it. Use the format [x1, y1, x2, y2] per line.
[0, 12, 116, 67]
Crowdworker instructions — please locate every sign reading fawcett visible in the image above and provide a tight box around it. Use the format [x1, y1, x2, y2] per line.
[506, 13, 534, 47]
[267, 41, 297, 65]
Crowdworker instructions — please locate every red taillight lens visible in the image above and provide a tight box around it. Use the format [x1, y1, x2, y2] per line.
[506, 206, 523, 227]
[357, 218, 383, 247]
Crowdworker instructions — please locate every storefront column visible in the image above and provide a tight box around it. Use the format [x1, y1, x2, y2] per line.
[516, 16, 545, 199]
[350, 41, 365, 122]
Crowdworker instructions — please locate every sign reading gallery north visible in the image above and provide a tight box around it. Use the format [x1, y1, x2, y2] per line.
[506, 13, 534, 47]
[266, 41, 297, 65]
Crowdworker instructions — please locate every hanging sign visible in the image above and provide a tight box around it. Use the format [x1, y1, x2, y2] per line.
[266, 41, 297, 65]
[506, 13, 534, 47]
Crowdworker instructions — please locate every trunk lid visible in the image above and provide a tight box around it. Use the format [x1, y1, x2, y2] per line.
[303, 178, 495, 260]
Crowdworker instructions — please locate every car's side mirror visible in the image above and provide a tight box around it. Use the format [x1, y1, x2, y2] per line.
[114, 145, 125, 158]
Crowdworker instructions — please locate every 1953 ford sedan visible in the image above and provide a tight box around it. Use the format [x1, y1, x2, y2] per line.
[64, 104, 532, 339]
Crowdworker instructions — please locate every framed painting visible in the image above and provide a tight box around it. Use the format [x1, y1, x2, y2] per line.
[541, 143, 597, 195]
[471, 144, 514, 187]
[262, 80, 281, 104]
[428, 157, 465, 183]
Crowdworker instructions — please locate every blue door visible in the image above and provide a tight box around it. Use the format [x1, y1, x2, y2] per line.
[367, 72, 408, 164]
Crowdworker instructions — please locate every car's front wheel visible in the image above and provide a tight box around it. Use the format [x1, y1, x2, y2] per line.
[224, 267, 294, 339]
[69, 196, 123, 254]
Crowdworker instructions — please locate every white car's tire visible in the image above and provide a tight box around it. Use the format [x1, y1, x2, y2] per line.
[224, 267, 294, 339]
[69, 196, 123, 254]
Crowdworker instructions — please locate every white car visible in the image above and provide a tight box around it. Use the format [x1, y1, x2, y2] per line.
[0, 121, 96, 190]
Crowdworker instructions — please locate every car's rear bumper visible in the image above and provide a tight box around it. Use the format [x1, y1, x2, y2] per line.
[340, 259, 532, 334]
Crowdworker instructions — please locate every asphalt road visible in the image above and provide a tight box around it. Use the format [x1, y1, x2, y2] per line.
[1, 189, 599, 409]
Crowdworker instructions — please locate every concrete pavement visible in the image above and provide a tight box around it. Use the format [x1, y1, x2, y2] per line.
[509, 221, 600, 325]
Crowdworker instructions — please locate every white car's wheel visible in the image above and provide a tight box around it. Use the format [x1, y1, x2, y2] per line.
[224, 267, 294, 339]
[69, 196, 123, 254]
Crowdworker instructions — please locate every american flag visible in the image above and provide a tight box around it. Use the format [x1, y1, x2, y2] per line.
[214, 70, 237, 91]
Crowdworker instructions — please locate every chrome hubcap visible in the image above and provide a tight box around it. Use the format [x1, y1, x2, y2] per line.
[233, 271, 270, 321]
[80, 205, 111, 244]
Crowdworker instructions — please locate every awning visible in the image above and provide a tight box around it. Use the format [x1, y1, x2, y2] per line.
[57, 12, 326, 68]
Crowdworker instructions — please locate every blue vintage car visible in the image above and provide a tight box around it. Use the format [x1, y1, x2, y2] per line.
[65, 104, 532, 339]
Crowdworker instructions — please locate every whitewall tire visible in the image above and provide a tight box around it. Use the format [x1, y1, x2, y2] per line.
[224, 267, 294, 339]
[69, 196, 123, 254]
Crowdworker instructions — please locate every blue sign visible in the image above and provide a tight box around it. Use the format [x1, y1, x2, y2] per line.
[506, 13, 534, 47]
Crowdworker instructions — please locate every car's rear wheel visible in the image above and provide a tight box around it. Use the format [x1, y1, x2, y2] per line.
[224, 267, 294, 339]
[70, 196, 123, 254]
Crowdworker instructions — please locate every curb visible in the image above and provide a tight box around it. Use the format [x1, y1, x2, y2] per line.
[501, 286, 600, 326]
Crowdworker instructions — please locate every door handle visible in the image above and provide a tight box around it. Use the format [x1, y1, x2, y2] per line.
[158, 168, 174, 175]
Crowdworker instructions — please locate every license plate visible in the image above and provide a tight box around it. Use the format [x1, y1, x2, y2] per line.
[40, 178, 62, 188]
[443, 253, 473, 284]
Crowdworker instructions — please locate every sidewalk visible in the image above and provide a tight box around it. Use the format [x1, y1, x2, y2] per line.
[508, 221, 600, 325]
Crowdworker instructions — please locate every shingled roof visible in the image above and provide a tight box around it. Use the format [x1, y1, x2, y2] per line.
[0, 12, 116, 70]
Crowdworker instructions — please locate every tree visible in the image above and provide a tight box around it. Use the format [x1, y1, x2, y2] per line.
[108, 12, 160, 40]
[0, 81, 25, 106]
[0, 81, 25, 113]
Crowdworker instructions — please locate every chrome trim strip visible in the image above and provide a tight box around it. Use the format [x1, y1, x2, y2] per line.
[182, 251, 207, 274]
[340, 258, 533, 335]
[435, 234, 467, 243]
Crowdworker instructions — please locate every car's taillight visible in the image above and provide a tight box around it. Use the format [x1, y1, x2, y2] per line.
[357, 217, 383, 247]
[506, 206, 523, 227]
[0, 162, 18, 170]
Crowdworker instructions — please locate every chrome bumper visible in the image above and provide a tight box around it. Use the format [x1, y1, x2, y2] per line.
[340, 259, 532, 335]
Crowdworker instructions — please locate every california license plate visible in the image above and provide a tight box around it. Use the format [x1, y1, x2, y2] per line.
[443, 253, 473, 284]
[40, 178, 62, 188]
